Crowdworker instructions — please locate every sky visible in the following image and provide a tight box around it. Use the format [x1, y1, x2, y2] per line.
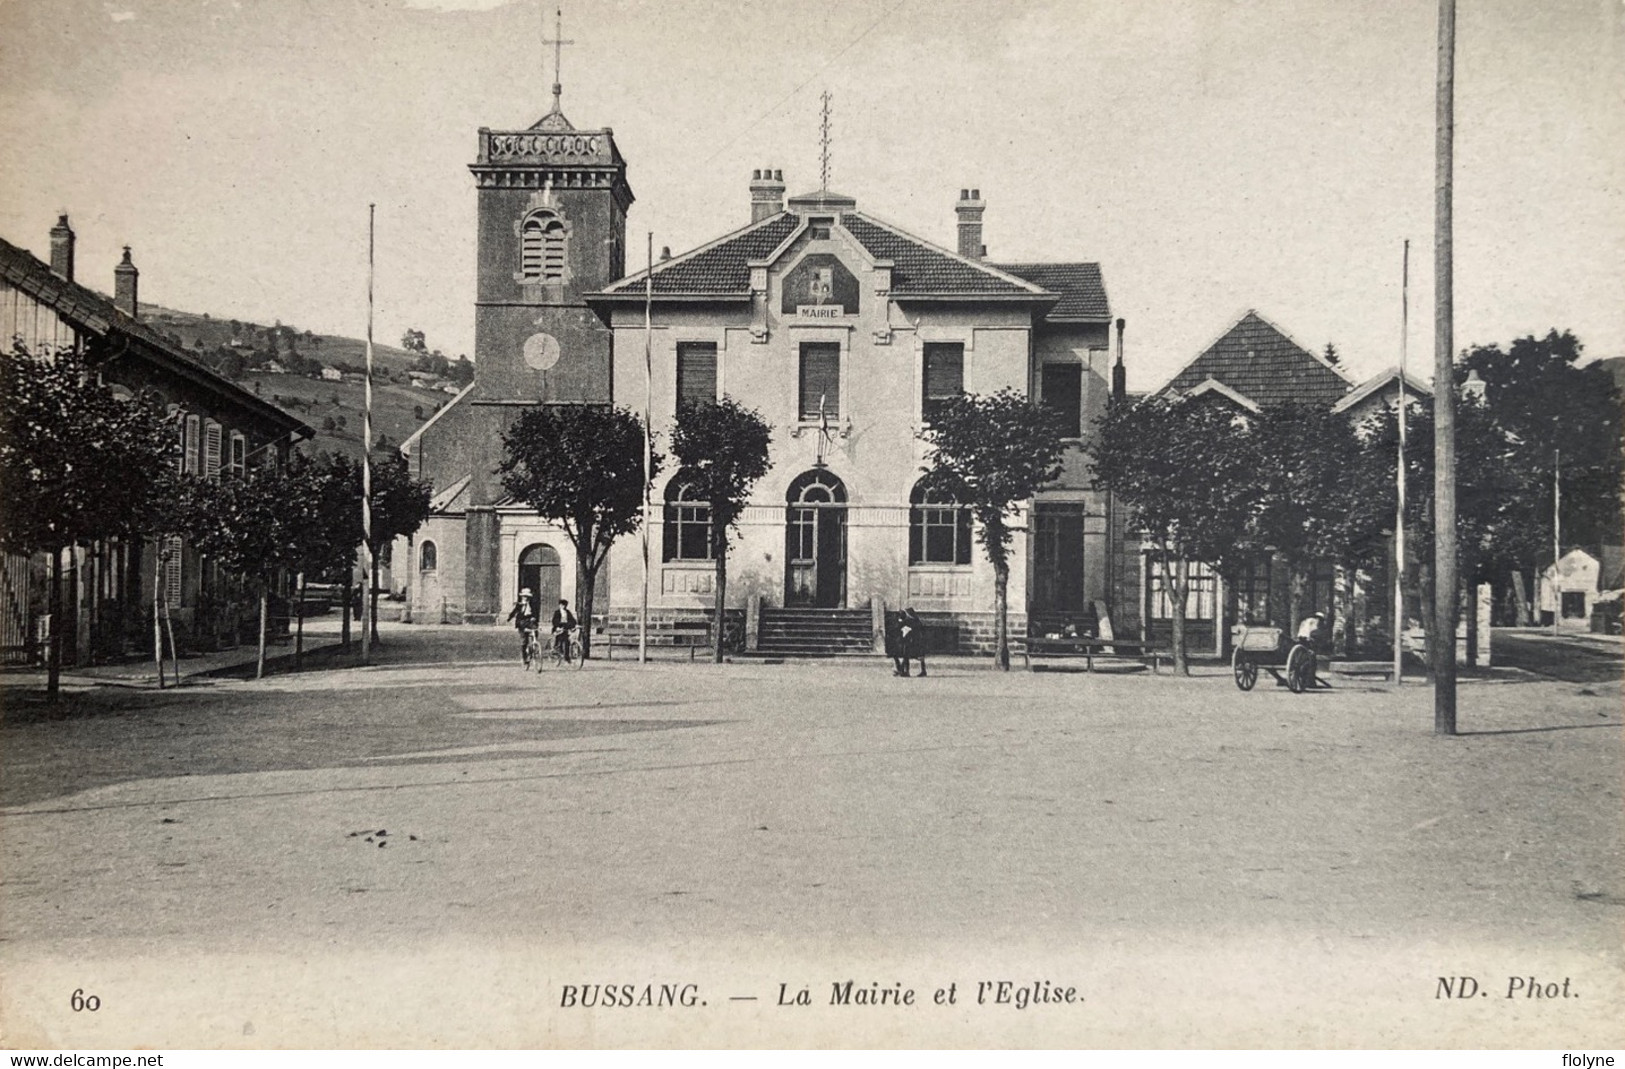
[1, 0, 1620, 389]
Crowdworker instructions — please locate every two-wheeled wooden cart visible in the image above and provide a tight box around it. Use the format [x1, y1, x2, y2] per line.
[1231, 625, 1320, 693]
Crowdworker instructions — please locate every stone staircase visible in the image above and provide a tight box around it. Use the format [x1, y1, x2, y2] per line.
[755, 606, 876, 657]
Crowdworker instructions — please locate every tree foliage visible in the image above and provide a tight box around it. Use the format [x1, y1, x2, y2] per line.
[501, 404, 660, 658]
[1089, 395, 1255, 671]
[671, 398, 772, 662]
[920, 388, 1067, 669]
[0, 342, 176, 554]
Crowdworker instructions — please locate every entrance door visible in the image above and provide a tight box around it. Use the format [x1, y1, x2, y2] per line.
[518, 543, 561, 609]
[785, 470, 847, 607]
[1032, 504, 1087, 615]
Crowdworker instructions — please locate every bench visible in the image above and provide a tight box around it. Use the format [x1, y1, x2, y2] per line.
[1012, 636, 1173, 674]
[601, 619, 715, 660]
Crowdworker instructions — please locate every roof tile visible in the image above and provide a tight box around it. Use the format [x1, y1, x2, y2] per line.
[1165, 311, 1351, 408]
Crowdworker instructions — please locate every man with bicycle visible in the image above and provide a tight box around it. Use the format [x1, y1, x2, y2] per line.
[507, 588, 539, 666]
[550, 597, 579, 662]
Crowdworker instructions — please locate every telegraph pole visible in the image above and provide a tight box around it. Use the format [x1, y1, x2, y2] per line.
[361, 204, 375, 667]
[1433, 0, 1457, 734]
[1394, 239, 1409, 686]
[640, 232, 652, 664]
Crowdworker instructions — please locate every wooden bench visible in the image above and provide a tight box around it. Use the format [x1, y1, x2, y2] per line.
[1013, 636, 1172, 674]
[601, 619, 715, 660]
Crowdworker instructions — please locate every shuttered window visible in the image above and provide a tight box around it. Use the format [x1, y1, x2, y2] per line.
[520, 213, 567, 283]
[164, 537, 183, 607]
[1041, 363, 1083, 438]
[922, 343, 964, 423]
[798, 343, 840, 421]
[676, 343, 717, 408]
[184, 414, 201, 474]
[204, 420, 222, 479]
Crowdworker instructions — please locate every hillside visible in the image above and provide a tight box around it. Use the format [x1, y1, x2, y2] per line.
[139, 304, 470, 461]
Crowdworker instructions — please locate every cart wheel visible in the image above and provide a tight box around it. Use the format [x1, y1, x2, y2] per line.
[1233, 648, 1257, 691]
[1286, 644, 1311, 694]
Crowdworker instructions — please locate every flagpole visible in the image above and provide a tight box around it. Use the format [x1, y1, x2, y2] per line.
[640, 232, 652, 664]
[1394, 239, 1409, 685]
[1552, 449, 1561, 637]
[361, 205, 375, 666]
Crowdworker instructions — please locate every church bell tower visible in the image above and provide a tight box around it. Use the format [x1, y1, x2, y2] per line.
[459, 12, 633, 621]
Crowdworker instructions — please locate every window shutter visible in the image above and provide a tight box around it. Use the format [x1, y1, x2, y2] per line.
[184, 415, 200, 474]
[543, 221, 566, 281]
[521, 218, 545, 280]
[922, 343, 964, 420]
[1040, 364, 1083, 437]
[676, 344, 718, 407]
[204, 421, 222, 479]
[164, 537, 183, 607]
[798, 344, 840, 420]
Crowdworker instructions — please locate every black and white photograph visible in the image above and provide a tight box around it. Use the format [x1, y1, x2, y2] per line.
[0, 0, 1621, 1052]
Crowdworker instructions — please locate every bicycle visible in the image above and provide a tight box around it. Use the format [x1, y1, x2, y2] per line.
[544, 625, 583, 670]
[520, 626, 541, 670]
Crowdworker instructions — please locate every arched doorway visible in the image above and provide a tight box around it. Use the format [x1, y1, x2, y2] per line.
[785, 470, 847, 607]
[518, 543, 562, 610]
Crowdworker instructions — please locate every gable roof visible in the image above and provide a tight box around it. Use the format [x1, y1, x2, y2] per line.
[1330, 366, 1434, 414]
[0, 235, 312, 437]
[594, 206, 1056, 304]
[1182, 376, 1262, 413]
[1161, 310, 1354, 408]
[991, 262, 1110, 321]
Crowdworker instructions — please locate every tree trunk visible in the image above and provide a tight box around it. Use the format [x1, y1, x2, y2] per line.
[47, 546, 63, 700]
[370, 552, 381, 649]
[576, 550, 598, 661]
[160, 576, 180, 685]
[153, 553, 166, 690]
[1161, 553, 1189, 676]
[993, 559, 1010, 671]
[341, 577, 352, 650]
[256, 585, 268, 680]
[713, 531, 728, 664]
[295, 571, 306, 671]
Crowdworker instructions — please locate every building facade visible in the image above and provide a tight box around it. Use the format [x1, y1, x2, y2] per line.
[584, 182, 1116, 651]
[1, 218, 311, 665]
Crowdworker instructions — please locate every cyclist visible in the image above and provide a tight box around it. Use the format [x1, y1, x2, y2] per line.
[1293, 611, 1325, 688]
[507, 588, 538, 666]
[549, 597, 579, 662]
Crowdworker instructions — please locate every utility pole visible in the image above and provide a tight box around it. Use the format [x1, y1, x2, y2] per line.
[1433, 0, 1457, 735]
[1553, 449, 1561, 637]
[1394, 239, 1409, 686]
[361, 204, 375, 667]
[640, 232, 652, 664]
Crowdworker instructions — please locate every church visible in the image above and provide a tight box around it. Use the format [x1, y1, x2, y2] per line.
[403, 81, 1125, 653]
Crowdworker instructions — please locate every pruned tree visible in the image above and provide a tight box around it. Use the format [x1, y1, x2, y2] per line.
[361, 452, 432, 647]
[920, 388, 1067, 670]
[1089, 395, 1255, 674]
[501, 404, 661, 659]
[1239, 403, 1385, 640]
[670, 399, 771, 663]
[185, 457, 325, 679]
[0, 342, 177, 697]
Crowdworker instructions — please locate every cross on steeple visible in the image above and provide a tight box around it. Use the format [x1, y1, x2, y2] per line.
[542, 5, 574, 116]
[819, 90, 832, 191]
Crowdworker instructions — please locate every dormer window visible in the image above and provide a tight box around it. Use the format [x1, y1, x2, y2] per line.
[520, 210, 568, 284]
[807, 218, 833, 240]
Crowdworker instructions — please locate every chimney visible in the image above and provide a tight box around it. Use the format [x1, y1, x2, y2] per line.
[956, 188, 985, 259]
[114, 246, 139, 319]
[1112, 318, 1126, 402]
[750, 167, 785, 223]
[49, 214, 75, 281]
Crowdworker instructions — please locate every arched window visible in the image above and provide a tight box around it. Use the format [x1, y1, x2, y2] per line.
[419, 540, 437, 572]
[520, 211, 568, 284]
[909, 479, 972, 565]
[663, 474, 713, 562]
